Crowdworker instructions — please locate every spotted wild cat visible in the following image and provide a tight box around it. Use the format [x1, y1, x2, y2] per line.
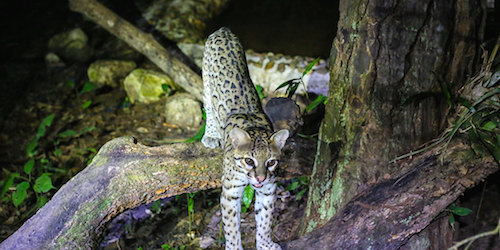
[201, 27, 289, 250]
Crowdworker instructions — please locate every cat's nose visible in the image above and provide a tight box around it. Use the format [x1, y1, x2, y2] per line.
[257, 176, 266, 182]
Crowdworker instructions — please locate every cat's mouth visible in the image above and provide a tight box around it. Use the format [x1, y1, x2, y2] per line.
[252, 183, 263, 188]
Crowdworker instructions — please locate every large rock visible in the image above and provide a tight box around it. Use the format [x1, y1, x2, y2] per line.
[164, 93, 202, 131]
[87, 60, 137, 88]
[48, 28, 92, 62]
[123, 69, 177, 103]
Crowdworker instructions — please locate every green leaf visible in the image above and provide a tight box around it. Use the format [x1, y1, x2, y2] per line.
[33, 175, 55, 193]
[12, 181, 30, 207]
[35, 113, 56, 140]
[161, 83, 170, 92]
[53, 148, 62, 156]
[86, 148, 97, 153]
[80, 81, 97, 94]
[449, 213, 455, 225]
[187, 193, 196, 213]
[82, 100, 92, 109]
[185, 123, 206, 143]
[286, 181, 300, 191]
[24, 158, 35, 175]
[26, 138, 38, 157]
[255, 85, 265, 100]
[1, 173, 20, 200]
[36, 195, 48, 208]
[64, 80, 75, 88]
[450, 205, 472, 216]
[41, 113, 56, 128]
[275, 79, 296, 91]
[242, 185, 254, 209]
[79, 126, 96, 135]
[306, 95, 327, 112]
[481, 121, 496, 131]
[302, 57, 320, 77]
[59, 129, 77, 137]
[295, 188, 307, 201]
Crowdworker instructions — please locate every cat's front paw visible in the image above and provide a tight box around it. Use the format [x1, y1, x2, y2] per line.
[257, 242, 281, 250]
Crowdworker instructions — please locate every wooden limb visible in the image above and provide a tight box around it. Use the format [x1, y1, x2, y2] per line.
[282, 138, 498, 249]
[68, 0, 203, 101]
[0, 137, 314, 249]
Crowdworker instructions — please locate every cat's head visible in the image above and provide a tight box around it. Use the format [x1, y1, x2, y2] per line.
[229, 127, 289, 188]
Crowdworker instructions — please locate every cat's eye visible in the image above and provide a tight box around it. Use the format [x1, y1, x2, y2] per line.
[266, 159, 278, 168]
[244, 158, 255, 167]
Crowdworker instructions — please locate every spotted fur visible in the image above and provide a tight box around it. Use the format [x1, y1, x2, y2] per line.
[202, 27, 289, 250]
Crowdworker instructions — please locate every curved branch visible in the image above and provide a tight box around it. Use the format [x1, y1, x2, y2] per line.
[0, 137, 314, 249]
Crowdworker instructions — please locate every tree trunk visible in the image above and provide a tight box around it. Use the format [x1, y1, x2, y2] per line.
[300, 0, 485, 235]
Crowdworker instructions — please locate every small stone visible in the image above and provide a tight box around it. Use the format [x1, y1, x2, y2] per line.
[48, 28, 92, 62]
[164, 93, 202, 131]
[136, 127, 149, 133]
[87, 60, 137, 88]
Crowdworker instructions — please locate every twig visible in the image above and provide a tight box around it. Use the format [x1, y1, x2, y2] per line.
[448, 217, 500, 250]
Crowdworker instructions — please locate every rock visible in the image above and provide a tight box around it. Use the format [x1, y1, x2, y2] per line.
[48, 28, 92, 62]
[87, 60, 137, 88]
[45, 52, 65, 68]
[123, 69, 177, 103]
[164, 93, 202, 131]
[264, 97, 302, 135]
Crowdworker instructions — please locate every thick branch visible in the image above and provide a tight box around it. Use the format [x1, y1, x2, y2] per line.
[68, 0, 203, 100]
[0, 137, 314, 249]
[283, 137, 497, 249]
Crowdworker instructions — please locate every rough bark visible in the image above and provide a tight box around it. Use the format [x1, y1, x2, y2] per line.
[284, 137, 497, 249]
[68, 0, 204, 101]
[0, 137, 314, 249]
[300, 0, 486, 234]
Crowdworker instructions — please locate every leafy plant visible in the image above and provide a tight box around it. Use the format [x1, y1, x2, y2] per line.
[161, 244, 186, 250]
[447, 203, 472, 230]
[255, 84, 266, 100]
[276, 57, 319, 98]
[0, 114, 60, 210]
[241, 185, 255, 213]
[305, 94, 328, 113]
[80, 81, 97, 94]
[185, 108, 206, 143]
[81, 100, 92, 109]
[285, 176, 309, 201]
[187, 192, 196, 235]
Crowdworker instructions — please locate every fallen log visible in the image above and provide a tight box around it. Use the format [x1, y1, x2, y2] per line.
[68, 0, 204, 101]
[0, 136, 314, 249]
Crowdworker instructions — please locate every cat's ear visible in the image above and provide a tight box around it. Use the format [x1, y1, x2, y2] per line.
[229, 127, 251, 148]
[270, 129, 289, 150]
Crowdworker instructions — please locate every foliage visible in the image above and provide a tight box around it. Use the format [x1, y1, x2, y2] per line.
[161, 244, 186, 250]
[447, 203, 473, 230]
[276, 57, 319, 99]
[186, 192, 196, 236]
[241, 185, 254, 213]
[255, 84, 266, 100]
[285, 176, 310, 201]
[305, 94, 328, 113]
[80, 81, 97, 94]
[81, 100, 92, 109]
[0, 112, 96, 218]
[185, 108, 206, 143]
